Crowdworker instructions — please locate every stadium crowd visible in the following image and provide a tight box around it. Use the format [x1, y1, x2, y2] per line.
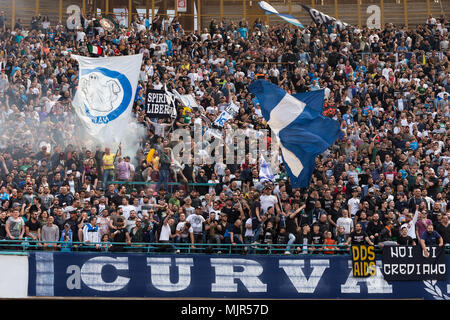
[0, 10, 449, 255]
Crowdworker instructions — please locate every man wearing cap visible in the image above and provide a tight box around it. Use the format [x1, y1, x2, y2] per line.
[82, 216, 101, 250]
[221, 197, 242, 225]
[139, 194, 154, 216]
[260, 185, 278, 214]
[39, 186, 54, 211]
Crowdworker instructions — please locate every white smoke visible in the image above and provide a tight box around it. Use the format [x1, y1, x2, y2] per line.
[73, 115, 147, 167]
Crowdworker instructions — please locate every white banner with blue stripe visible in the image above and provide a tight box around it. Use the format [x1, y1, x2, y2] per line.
[71, 54, 143, 143]
[249, 80, 342, 188]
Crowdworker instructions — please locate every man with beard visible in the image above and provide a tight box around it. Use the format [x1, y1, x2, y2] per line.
[345, 222, 374, 247]
[366, 212, 384, 245]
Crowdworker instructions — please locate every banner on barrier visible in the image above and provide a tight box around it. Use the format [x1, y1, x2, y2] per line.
[382, 246, 447, 281]
[351, 245, 376, 278]
[26, 252, 450, 300]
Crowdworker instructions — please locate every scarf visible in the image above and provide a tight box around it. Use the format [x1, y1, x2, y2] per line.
[86, 223, 98, 232]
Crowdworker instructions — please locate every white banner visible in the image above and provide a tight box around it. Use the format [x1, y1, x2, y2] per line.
[71, 54, 143, 144]
[173, 90, 204, 112]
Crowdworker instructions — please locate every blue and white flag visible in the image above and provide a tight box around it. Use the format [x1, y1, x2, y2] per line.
[258, 1, 304, 28]
[71, 54, 143, 144]
[259, 156, 274, 183]
[214, 110, 233, 127]
[249, 80, 342, 188]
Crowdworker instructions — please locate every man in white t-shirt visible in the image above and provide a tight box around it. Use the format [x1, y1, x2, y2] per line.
[244, 217, 254, 240]
[186, 206, 206, 244]
[159, 212, 176, 253]
[400, 207, 420, 240]
[175, 213, 194, 246]
[119, 197, 137, 220]
[76, 28, 86, 42]
[347, 190, 361, 219]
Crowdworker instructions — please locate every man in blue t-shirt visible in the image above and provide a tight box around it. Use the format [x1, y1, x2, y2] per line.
[237, 23, 248, 39]
[419, 224, 443, 257]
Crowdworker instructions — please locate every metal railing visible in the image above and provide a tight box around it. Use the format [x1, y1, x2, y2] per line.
[109, 181, 217, 186]
[107, 180, 218, 194]
[1, 238, 449, 255]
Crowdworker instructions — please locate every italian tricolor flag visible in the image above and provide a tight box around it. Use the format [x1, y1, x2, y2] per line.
[88, 44, 102, 55]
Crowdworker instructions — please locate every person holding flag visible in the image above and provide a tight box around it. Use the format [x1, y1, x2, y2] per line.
[102, 144, 121, 189]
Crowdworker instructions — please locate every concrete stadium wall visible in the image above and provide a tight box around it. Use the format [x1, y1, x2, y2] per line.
[1, 0, 449, 30]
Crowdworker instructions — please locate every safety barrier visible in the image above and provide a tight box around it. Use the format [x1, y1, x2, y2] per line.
[0, 242, 448, 299]
[107, 179, 218, 193]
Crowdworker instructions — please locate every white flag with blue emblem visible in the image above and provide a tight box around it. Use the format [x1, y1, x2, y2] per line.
[249, 80, 342, 188]
[71, 54, 143, 144]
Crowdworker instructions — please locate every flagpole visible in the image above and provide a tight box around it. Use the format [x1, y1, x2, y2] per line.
[112, 142, 122, 180]
[163, 85, 178, 135]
